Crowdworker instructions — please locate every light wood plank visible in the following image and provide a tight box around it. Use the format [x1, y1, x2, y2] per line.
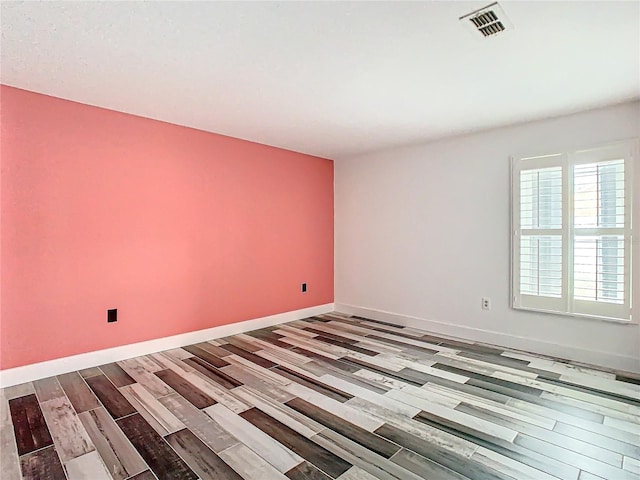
[40, 396, 95, 461]
[320, 374, 421, 418]
[120, 383, 184, 436]
[3, 382, 35, 400]
[205, 403, 303, 473]
[183, 372, 251, 413]
[218, 443, 289, 480]
[158, 393, 239, 453]
[65, 450, 112, 480]
[219, 364, 296, 403]
[33, 376, 65, 402]
[623, 455, 640, 474]
[118, 358, 173, 398]
[79, 407, 148, 480]
[346, 397, 478, 458]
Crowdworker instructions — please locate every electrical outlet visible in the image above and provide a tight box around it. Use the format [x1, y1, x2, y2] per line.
[107, 308, 118, 323]
[301, 283, 307, 293]
[482, 298, 491, 310]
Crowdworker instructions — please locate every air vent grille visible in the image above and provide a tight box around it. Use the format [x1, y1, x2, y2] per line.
[460, 2, 512, 39]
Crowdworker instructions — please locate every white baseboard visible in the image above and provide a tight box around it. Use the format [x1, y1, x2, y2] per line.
[335, 303, 640, 374]
[0, 303, 334, 388]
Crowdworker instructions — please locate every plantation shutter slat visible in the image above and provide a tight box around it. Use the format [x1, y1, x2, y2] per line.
[512, 142, 634, 321]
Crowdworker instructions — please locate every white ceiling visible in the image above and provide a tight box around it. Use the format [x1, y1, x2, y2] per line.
[1, 1, 638, 159]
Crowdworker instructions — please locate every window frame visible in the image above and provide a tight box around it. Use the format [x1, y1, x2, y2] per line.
[510, 140, 637, 323]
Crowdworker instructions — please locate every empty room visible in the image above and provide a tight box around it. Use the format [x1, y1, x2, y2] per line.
[1, 1, 639, 479]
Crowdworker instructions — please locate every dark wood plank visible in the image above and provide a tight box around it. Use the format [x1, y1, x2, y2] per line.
[427, 338, 505, 356]
[410, 411, 580, 480]
[615, 374, 640, 385]
[391, 448, 470, 480]
[154, 369, 216, 409]
[165, 428, 243, 480]
[273, 366, 353, 403]
[455, 402, 621, 467]
[315, 336, 379, 356]
[224, 336, 262, 352]
[219, 344, 277, 368]
[374, 423, 517, 480]
[458, 350, 531, 367]
[9, 394, 54, 456]
[57, 371, 101, 413]
[116, 414, 198, 480]
[128, 471, 157, 480]
[100, 362, 136, 387]
[432, 364, 545, 397]
[240, 407, 352, 478]
[366, 335, 439, 355]
[465, 376, 605, 422]
[286, 397, 400, 458]
[183, 357, 243, 389]
[85, 374, 137, 419]
[247, 331, 298, 349]
[351, 316, 402, 328]
[286, 461, 332, 480]
[194, 342, 234, 358]
[303, 328, 359, 344]
[20, 445, 66, 480]
[182, 345, 230, 368]
[290, 347, 361, 373]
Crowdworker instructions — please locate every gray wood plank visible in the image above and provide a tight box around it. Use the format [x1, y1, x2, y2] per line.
[157, 393, 239, 453]
[218, 443, 289, 480]
[118, 358, 174, 398]
[390, 448, 470, 480]
[57, 371, 101, 413]
[374, 423, 524, 480]
[205, 403, 303, 472]
[79, 407, 148, 480]
[79, 367, 103, 379]
[3, 383, 35, 401]
[165, 428, 243, 479]
[33, 376, 65, 402]
[120, 383, 184, 436]
[285, 397, 400, 458]
[100, 362, 136, 387]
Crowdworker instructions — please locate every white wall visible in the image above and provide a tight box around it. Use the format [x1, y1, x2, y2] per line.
[335, 101, 640, 373]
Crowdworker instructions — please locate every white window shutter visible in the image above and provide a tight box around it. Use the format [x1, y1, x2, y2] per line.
[512, 141, 635, 322]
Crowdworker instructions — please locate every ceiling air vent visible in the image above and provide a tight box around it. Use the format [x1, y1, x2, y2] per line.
[460, 2, 513, 39]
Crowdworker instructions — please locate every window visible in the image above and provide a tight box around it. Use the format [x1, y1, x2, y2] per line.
[511, 141, 636, 321]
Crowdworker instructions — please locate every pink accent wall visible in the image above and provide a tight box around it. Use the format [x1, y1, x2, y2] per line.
[0, 85, 334, 369]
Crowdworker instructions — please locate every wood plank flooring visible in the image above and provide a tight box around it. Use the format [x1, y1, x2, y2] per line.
[1, 312, 640, 480]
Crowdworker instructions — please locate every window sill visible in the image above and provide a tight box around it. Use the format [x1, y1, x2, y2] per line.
[512, 305, 637, 325]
